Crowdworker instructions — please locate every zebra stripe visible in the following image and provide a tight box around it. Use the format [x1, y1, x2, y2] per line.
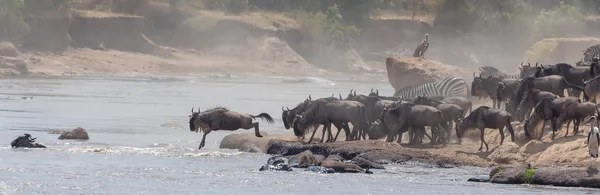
[393, 76, 468, 99]
[584, 44, 600, 64]
[478, 66, 520, 79]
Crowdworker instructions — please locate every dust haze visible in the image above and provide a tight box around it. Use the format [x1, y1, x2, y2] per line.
[2, 0, 600, 81]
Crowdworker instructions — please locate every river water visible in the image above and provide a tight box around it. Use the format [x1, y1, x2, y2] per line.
[0, 75, 598, 194]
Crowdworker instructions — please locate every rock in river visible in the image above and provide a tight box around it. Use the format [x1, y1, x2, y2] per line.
[58, 127, 90, 140]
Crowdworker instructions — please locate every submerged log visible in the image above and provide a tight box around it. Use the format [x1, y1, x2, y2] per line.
[490, 165, 600, 188]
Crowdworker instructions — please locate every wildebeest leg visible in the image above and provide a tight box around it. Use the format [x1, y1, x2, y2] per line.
[478, 127, 488, 151]
[199, 132, 209, 149]
[498, 127, 505, 145]
[307, 125, 320, 144]
[252, 122, 264, 138]
[331, 123, 344, 142]
[320, 123, 332, 143]
[574, 119, 581, 135]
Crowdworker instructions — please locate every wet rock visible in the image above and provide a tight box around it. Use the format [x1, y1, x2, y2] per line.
[467, 175, 490, 182]
[350, 156, 385, 169]
[306, 166, 334, 173]
[259, 156, 292, 171]
[321, 155, 372, 174]
[0, 42, 18, 57]
[486, 142, 525, 165]
[287, 150, 324, 168]
[58, 127, 90, 140]
[266, 140, 486, 167]
[239, 143, 261, 153]
[490, 165, 600, 188]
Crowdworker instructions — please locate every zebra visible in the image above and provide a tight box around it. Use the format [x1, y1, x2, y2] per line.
[583, 44, 600, 65]
[478, 66, 520, 79]
[393, 76, 469, 99]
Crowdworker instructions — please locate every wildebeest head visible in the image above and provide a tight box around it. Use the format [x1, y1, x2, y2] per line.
[455, 107, 488, 143]
[471, 72, 484, 97]
[346, 89, 357, 100]
[281, 106, 291, 129]
[189, 107, 210, 132]
[292, 114, 309, 137]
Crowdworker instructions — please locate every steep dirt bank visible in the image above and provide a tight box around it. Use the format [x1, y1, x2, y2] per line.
[490, 165, 600, 188]
[219, 120, 596, 168]
[385, 57, 476, 91]
[522, 37, 600, 64]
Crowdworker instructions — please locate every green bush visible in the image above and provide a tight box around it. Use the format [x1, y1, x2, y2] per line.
[523, 168, 535, 184]
[285, 5, 359, 49]
[532, 1, 584, 40]
[0, 0, 29, 42]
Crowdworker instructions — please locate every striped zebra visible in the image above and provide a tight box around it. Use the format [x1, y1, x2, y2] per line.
[583, 44, 600, 64]
[478, 66, 520, 79]
[393, 76, 469, 99]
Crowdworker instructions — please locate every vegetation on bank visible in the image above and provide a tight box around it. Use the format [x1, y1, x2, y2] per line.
[1, 0, 600, 52]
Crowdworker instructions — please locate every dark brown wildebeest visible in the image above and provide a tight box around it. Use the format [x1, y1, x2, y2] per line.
[554, 101, 599, 137]
[539, 63, 590, 97]
[413, 96, 464, 143]
[589, 56, 600, 77]
[515, 89, 558, 121]
[495, 78, 519, 108]
[292, 99, 366, 143]
[455, 106, 515, 151]
[282, 99, 312, 130]
[189, 107, 275, 149]
[507, 75, 584, 117]
[471, 73, 504, 109]
[523, 97, 581, 140]
[437, 96, 472, 116]
[380, 102, 445, 145]
[584, 75, 600, 103]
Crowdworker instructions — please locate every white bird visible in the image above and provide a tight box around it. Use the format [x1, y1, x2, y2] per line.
[587, 126, 600, 167]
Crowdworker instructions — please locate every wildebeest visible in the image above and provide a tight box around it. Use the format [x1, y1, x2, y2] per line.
[282, 98, 312, 130]
[455, 106, 515, 151]
[439, 96, 472, 115]
[471, 73, 504, 108]
[413, 96, 464, 143]
[589, 56, 600, 77]
[508, 75, 584, 117]
[293, 99, 366, 143]
[380, 102, 445, 145]
[515, 89, 558, 121]
[523, 97, 581, 140]
[495, 78, 520, 107]
[554, 101, 599, 137]
[189, 107, 275, 149]
[539, 63, 590, 97]
[518, 62, 543, 78]
[10, 133, 46, 148]
[584, 75, 600, 102]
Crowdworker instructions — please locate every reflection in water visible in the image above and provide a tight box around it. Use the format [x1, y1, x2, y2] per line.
[0, 76, 596, 194]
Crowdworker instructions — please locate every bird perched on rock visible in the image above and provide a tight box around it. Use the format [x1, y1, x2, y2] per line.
[588, 126, 600, 167]
[412, 34, 429, 59]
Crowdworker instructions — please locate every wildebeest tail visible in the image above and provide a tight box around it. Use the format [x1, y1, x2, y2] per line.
[561, 76, 584, 92]
[253, 113, 276, 124]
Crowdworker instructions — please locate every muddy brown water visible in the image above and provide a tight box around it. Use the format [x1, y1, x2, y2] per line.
[0, 75, 598, 194]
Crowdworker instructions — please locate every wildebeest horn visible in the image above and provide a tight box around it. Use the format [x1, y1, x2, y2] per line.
[339, 93, 342, 100]
[282, 106, 284, 112]
[309, 95, 312, 100]
[376, 89, 379, 95]
[520, 62, 524, 66]
[527, 62, 531, 67]
[535, 62, 538, 67]
[370, 88, 373, 92]
[191, 107, 194, 113]
[353, 90, 356, 96]
[331, 93, 334, 97]
[286, 106, 290, 111]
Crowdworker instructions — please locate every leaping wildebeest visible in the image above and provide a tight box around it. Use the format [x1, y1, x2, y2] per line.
[189, 107, 275, 149]
[455, 106, 515, 151]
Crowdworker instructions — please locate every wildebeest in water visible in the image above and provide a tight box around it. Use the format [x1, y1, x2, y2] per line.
[189, 107, 275, 149]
